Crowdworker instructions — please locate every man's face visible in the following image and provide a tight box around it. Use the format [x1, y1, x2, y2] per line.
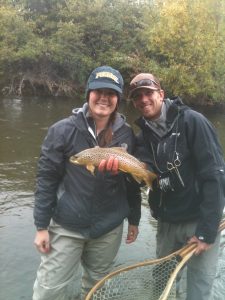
[132, 88, 164, 120]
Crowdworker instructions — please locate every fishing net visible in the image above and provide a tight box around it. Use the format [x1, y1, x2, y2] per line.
[85, 220, 225, 300]
[85, 255, 179, 300]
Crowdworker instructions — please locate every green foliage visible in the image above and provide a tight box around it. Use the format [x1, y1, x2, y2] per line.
[142, 0, 225, 103]
[0, 0, 224, 103]
[0, 7, 33, 59]
[55, 0, 146, 83]
[0, 5, 44, 77]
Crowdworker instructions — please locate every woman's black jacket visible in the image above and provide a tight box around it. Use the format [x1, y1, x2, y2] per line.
[34, 103, 141, 238]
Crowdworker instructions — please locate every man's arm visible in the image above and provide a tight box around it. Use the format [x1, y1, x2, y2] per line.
[125, 176, 142, 244]
[186, 110, 225, 244]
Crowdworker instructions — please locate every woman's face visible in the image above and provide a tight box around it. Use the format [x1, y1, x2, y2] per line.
[88, 88, 118, 119]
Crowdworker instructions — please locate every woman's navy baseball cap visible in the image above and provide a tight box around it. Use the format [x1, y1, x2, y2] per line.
[85, 66, 124, 100]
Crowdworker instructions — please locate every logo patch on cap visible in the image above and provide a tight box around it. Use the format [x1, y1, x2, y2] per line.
[95, 72, 119, 83]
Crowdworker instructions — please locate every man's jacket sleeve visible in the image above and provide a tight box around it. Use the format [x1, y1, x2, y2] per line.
[135, 132, 155, 172]
[126, 176, 142, 226]
[186, 110, 225, 243]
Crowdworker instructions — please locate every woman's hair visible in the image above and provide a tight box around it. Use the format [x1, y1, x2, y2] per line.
[97, 110, 117, 147]
[86, 102, 118, 147]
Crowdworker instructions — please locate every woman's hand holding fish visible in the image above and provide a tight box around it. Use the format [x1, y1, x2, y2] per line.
[34, 230, 51, 253]
[98, 156, 119, 175]
[126, 225, 139, 244]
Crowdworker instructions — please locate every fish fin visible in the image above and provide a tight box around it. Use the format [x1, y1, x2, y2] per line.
[143, 171, 157, 189]
[118, 166, 128, 173]
[140, 162, 148, 169]
[131, 175, 142, 184]
[86, 164, 95, 175]
[110, 147, 127, 152]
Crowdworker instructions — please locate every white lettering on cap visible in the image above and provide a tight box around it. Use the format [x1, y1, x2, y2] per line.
[95, 72, 119, 83]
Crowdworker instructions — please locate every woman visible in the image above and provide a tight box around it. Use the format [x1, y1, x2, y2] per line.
[33, 66, 141, 300]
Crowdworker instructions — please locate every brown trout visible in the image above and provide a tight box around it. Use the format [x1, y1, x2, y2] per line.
[69, 146, 157, 188]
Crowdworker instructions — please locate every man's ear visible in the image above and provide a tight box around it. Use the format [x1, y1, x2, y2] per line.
[159, 90, 164, 101]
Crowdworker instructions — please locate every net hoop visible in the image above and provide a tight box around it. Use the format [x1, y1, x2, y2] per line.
[85, 220, 225, 300]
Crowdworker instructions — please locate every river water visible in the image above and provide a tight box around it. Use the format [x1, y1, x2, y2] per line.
[0, 96, 225, 300]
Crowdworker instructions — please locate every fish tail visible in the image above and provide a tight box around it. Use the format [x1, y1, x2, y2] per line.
[144, 171, 157, 189]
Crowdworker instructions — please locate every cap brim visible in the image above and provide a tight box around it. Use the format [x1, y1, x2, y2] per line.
[89, 82, 122, 94]
[129, 86, 159, 98]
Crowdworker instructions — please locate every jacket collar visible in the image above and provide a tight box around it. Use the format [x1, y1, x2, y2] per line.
[71, 102, 126, 134]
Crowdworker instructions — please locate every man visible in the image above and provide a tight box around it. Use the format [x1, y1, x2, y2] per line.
[100, 72, 225, 300]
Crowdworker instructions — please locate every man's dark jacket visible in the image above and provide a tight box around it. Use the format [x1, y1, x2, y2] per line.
[135, 97, 225, 243]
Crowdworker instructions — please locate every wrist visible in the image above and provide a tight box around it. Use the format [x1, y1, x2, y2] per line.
[36, 227, 48, 231]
